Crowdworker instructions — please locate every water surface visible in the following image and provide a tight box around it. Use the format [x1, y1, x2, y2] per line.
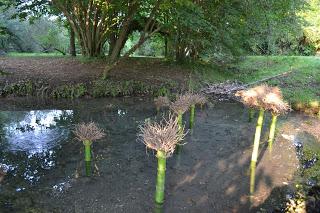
[0, 97, 316, 212]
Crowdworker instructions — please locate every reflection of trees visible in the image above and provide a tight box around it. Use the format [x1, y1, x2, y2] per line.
[0, 110, 75, 186]
[0, 110, 74, 154]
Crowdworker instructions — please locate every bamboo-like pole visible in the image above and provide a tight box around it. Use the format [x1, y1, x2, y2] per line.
[178, 112, 183, 133]
[176, 112, 183, 153]
[267, 114, 278, 150]
[249, 161, 256, 201]
[248, 109, 255, 122]
[154, 203, 164, 213]
[189, 104, 195, 129]
[155, 150, 166, 205]
[250, 108, 264, 196]
[85, 161, 91, 176]
[84, 140, 92, 177]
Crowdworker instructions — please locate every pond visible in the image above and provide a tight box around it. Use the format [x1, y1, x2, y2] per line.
[0, 97, 318, 212]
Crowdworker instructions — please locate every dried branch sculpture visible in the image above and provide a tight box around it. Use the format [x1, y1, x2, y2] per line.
[73, 122, 105, 176]
[154, 96, 170, 113]
[263, 87, 290, 149]
[138, 115, 185, 205]
[170, 93, 193, 133]
[236, 85, 290, 197]
[188, 93, 207, 129]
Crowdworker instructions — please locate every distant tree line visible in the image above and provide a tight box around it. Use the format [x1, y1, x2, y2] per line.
[0, 0, 319, 62]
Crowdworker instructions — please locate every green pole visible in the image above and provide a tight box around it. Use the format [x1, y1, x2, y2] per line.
[175, 112, 183, 153]
[155, 150, 166, 205]
[248, 109, 255, 122]
[85, 161, 91, 177]
[154, 203, 164, 213]
[84, 140, 92, 177]
[268, 114, 278, 150]
[250, 108, 264, 196]
[249, 160, 256, 202]
[178, 112, 183, 134]
[189, 104, 195, 129]
[84, 141, 92, 162]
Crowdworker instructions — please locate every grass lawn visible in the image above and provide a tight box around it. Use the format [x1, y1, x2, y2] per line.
[7, 52, 66, 57]
[196, 56, 320, 110]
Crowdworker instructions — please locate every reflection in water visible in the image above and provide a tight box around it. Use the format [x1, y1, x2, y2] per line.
[154, 203, 164, 213]
[1, 110, 73, 154]
[0, 110, 74, 184]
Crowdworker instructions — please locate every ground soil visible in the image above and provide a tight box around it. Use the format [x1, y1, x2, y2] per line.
[0, 56, 189, 86]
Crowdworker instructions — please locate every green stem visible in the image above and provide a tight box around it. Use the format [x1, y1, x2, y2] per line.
[154, 203, 164, 213]
[178, 112, 183, 134]
[250, 161, 257, 199]
[190, 104, 195, 129]
[85, 161, 91, 177]
[155, 150, 166, 205]
[251, 109, 264, 163]
[175, 112, 183, 153]
[84, 142, 92, 162]
[268, 114, 278, 150]
[250, 108, 264, 195]
[84, 140, 92, 177]
[248, 109, 255, 122]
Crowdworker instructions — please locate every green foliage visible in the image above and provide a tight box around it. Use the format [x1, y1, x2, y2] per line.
[1, 80, 34, 96]
[0, 7, 69, 53]
[92, 79, 151, 97]
[92, 79, 177, 98]
[123, 32, 164, 57]
[0, 77, 178, 99]
[2, 0, 319, 61]
[300, 0, 320, 52]
[51, 83, 87, 99]
[244, 0, 306, 55]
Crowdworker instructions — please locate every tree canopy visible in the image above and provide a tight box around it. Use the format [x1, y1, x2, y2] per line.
[1, 0, 319, 61]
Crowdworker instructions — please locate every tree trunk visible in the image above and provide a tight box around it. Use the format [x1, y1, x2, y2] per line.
[109, 22, 133, 62]
[70, 28, 76, 56]
[108, 33, 117, 56]
[164, 36, 168, 57]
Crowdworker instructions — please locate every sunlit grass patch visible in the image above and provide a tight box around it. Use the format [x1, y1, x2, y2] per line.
[196, 56, 320, 110]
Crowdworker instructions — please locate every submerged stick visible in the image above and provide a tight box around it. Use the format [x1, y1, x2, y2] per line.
[250, 108, 264, 196]
[189, 104, 195, 129]
[155, 150, 166, 204]
[268, 114, 278, 151]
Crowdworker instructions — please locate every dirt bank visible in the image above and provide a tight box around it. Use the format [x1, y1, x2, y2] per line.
[0, 57, 189, 87]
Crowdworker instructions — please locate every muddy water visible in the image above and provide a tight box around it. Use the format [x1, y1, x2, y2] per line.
[0, 97, 316, 212]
